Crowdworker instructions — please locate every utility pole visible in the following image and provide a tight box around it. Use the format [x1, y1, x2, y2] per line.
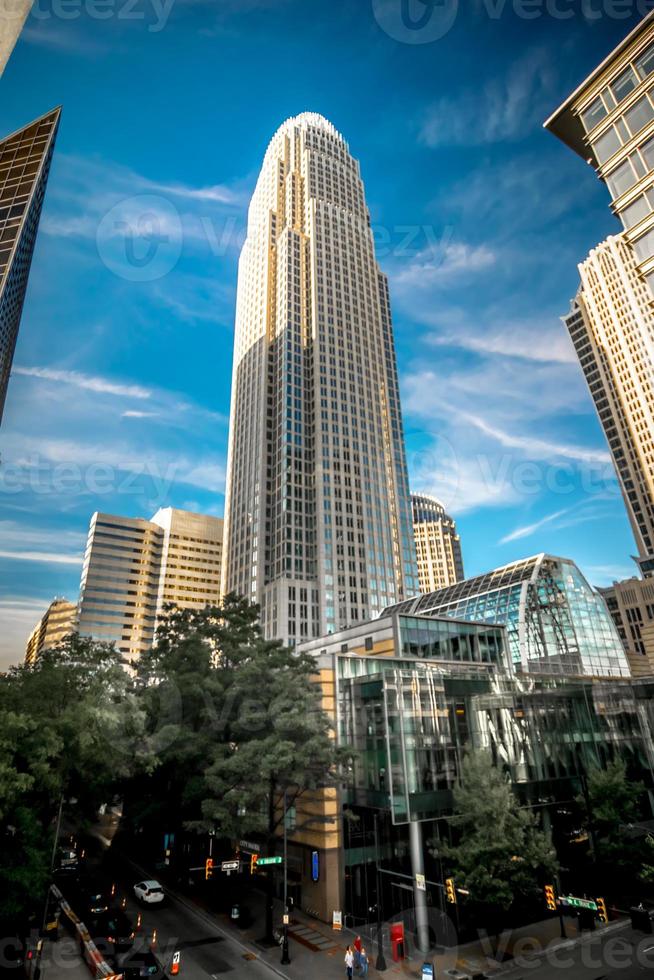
[373, 812, 387, 972]
[281, 789, 290, 965]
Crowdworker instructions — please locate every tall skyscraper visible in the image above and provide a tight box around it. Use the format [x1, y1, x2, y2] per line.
[24, 597, 77, 665]
[545, 15, 654, 575]
[411, 492, 464, 593]
[0, 106, 60, 424]
[222, 112, 418, 645]
[77, 508, 223, 660]
[0, 0, 32, 76]
[563, 238, 654, 566]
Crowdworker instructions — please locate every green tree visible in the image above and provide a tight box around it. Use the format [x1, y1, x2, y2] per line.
[0, 634, 146, 929]
[433, 750, 557, 933]
[579, 759, 644, 868]
[131, 595, 348, 941]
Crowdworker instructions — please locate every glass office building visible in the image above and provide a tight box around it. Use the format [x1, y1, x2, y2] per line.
[385, 554, 630, 678]
[0, 107, 60, 424]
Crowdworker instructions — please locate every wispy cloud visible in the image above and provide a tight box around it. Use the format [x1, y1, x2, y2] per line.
[419, 48, 556, 148]
[0, 550, 82, 565]
[500, 507, 574, 544]
[463, 413, 610, 466]
[393, 241, 496, 288]
[14, 366, 152, 400]
[423, 315, 577, 366]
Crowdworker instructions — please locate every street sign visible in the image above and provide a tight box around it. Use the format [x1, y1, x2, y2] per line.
[560, 896, 598, 911]
[257, 856, 283, 866]
[332, 910, 342, 931]
[421, 964, 434, 979]
[416, 874, 426, 892]
[221, 861, 240, 872]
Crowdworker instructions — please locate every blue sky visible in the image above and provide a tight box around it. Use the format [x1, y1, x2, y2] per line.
[0, 0, 648, 666]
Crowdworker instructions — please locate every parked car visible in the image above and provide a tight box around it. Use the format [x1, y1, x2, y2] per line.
[88, 909, 135, 954]
[115, 949, 164, 980]
[133, 880, 165, 906]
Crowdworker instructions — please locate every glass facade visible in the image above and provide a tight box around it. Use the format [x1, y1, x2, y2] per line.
[384, 554, 630, 678]
[338, 653, 654, 826]
[0, 107, 60, 423]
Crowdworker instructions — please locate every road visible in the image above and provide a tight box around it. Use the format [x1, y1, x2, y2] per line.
[46, 871, 290, 980]
[503, 922, 654, 979]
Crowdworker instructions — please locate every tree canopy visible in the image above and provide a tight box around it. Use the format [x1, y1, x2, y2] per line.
[433, 750, 557, 918]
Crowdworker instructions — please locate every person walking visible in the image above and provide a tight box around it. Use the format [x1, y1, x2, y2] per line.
[359, 946, 369, 977]
[344, 945, 354, 979]
[353, 934, 362, 972]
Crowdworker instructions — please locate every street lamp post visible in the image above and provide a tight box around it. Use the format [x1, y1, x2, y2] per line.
[373, 812, 387, 972]
[281, 789, 290, 965]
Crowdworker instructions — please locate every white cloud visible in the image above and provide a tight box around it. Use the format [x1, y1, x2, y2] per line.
[500, 507, 574, 544]
[419, 48, 555, 148]
[462, 413, 610, 466]
[14, 366, 152, 400]
[0, 550, 82, 566]
[393, 241, 497, 288]
[423, 316, 577, 366]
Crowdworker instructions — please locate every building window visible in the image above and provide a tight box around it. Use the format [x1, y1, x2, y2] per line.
[636, 42, 654, 81]
[611, 66, 638, 105]
[582, 96, 607, 133]
[624, 95, 654, 137]
[593, 126, 621, 164]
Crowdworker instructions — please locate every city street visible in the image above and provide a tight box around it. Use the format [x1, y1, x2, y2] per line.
[497, 922, 654, 980]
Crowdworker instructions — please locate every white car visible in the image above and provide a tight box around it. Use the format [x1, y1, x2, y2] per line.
[133, 880, 165, 905]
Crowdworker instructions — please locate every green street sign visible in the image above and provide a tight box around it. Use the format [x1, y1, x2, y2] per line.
[561, 896, 597, 911]
[257, 857, 283, 866]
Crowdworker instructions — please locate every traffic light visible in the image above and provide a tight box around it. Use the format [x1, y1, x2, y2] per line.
[445, 878, 457, 904]
[250, 854, 259, 875]
[205, 858, 213, 880]
[596, 897, 608, 924]
[544, 884, 556, 911]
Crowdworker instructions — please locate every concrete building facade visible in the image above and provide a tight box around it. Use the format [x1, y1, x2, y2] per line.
[546, 14, 654, 575]
[599, 574, 654, 676]
[222, 112, 418, 647]
[0, 0, 32, 76]
[24, 598, 77, 665]
[77, 508, 223, 660]
[411, 492, 464, 593]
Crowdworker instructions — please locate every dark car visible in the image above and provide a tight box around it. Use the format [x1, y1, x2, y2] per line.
[115, 949, 164, 980]
[89, 909, 135, 954]
[62, 877, 112, 920]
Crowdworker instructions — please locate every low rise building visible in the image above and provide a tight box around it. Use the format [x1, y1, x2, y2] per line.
[25, 598, 77, 664]
[284, 560, 645, 930]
